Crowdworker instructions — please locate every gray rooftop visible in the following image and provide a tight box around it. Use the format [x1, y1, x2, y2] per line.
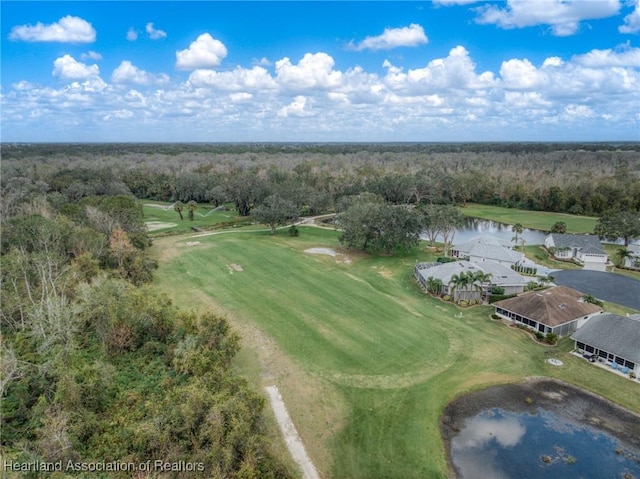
[417, 259, 526, 287]
[547, 233, 606, 255]
[571, 313, 640, 363]
[454, 236, 524, 264]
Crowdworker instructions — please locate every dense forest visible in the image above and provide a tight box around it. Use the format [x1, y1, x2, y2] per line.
[2, 143, 639, 221]
[1, 143, 639, 478]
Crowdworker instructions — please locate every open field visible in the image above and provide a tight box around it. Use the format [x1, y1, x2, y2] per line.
[151, 227, 640, 479]
[462, 203, 598, 233]
[142, 200, 247, 234]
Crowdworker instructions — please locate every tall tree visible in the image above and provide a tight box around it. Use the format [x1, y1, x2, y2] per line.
[594, 211, 640, 246]
[252, 195, 299, 235]
[550, 221, 567, 234]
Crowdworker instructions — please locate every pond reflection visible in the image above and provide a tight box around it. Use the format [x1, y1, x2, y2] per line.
[451, 408, 640, 479]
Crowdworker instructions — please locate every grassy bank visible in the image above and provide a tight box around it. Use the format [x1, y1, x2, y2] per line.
[151, 227, 640, 479]
[462, 203, 598, 234]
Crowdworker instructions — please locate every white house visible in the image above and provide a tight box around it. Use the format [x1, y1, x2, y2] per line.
[414, 259, 527, 301]
[571, 313, 640, 376]
[623, 244, 640, 270]
[544, 233, 607, 264]
[451, 236, 525, 267]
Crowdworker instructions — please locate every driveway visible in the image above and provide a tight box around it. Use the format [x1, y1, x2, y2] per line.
[552, 270, 640, 310]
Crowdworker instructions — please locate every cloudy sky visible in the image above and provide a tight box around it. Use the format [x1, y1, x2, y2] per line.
[2, 1, 639, 142]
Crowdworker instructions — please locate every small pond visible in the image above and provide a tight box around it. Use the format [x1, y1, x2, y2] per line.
[451, 408, 640, 479]
[442, 379, 640, 479]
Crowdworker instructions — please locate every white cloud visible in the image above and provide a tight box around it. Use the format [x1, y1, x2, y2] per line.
[52, 55, 100, 81]
[620, 0, 640, 33]
[351, 24, 428, 51]
[474, 0, 622, 36]
[146, 22, 167, 40]
[112, 61, 149, 84]
[275, 52, 342, 90]
[384, 46, 496, 92]
[278, 96, 315, 117]
[81, 51, 103, 61]
[9, 15, 96, 43]
[126, 27, 138, 41]
[499, 58, 548, 89]
[188, 66, 277, 90]
[176, 33, 228, 70]
[573, 46, 640, 67]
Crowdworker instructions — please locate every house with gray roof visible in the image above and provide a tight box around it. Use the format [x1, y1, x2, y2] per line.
[452, 236, 525, 267]
[493, 285, 603, 336]
[414, 259, 527, 301]
[571, 313, 640, 376]
[544, 233, 607, 264]
[623, 244, 640, 270]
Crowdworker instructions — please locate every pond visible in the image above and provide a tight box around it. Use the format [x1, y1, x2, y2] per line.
[451, 408, 640, 479]
[445, 217, 548, 246]
[442, 379, 640, 479]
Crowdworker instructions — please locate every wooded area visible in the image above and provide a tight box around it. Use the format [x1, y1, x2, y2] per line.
[1, 142, 639, 477]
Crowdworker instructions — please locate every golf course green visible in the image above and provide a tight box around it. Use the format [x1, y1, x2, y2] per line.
[151, 226, 640, 479]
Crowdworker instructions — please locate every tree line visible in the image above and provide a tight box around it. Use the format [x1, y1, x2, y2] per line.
[0, 184, 294, 478]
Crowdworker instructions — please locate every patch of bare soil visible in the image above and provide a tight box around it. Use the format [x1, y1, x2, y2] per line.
[145, 221, 177, 231]
[304, 247, 352, 264]
[185, 241, 201, 246]
[227, 263, 243, 272]
[441, 377, 640, 478]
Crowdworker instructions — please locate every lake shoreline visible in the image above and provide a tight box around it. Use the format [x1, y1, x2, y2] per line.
[440, 377, 640, 479]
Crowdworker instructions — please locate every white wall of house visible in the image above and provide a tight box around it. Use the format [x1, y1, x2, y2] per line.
[577, 252, 607, 263]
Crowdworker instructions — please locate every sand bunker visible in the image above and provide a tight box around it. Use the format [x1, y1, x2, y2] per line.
[228, 263, 244, 272]
[305, 247, 338, 256]
[145, 221, 177, 231]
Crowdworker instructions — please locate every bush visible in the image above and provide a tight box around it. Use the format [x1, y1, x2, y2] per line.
[288, 224, 299, 237]
[490, 285, 505, 295]
[489, 293, 518, 303]
[436, 257, 456, 263]
[545, 333, 558, 345]
[458, 300, 468, 307]
[535, 331, 545, 341]
[443, 295, 451, 301]
[491, 314, 500, 320]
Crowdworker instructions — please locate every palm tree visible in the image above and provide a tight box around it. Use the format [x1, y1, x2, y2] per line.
[617, 248, 632, 267]
[448, 273, 470, 302]
[174, 200, 184, 220]
[512, 223, 524, 250]
[187, 200, 197, 221]
[426, 276, 443, 296]
[470, 271, 493, 301]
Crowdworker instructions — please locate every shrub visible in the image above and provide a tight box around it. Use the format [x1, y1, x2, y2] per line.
[288, 224, 299, 237]
[490, 285, 505, 295]
[545, 333, 558, 345]
[491, 314, 500, 320]
[535, 331, 545, 341]
[436, 257, 456, 263]
[443, 295, 451, 301]
[458, 300, 468, 307]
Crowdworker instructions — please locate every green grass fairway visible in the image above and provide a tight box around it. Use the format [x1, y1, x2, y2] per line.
[462, 203, 598, 233]
[142, 200, 245, 234]
[152, 227, 640, 479]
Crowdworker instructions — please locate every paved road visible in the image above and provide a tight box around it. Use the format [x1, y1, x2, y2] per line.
[552, 270, 640, 310]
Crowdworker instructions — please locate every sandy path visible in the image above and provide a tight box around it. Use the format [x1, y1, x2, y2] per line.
[265, 385, 321, 479]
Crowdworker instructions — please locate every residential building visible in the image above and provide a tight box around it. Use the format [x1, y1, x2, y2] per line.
[493, 285, 603, 336]
[544, 233, 607, 264]
[623, 244, 640, 270]
[571, 313, 640, 375]
[451, 236, 525, 267]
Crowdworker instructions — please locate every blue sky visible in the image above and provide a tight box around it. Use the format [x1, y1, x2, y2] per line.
[2, 1, 639, 142]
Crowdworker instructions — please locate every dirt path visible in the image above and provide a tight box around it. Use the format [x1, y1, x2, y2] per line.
[265, 385, 321, 479]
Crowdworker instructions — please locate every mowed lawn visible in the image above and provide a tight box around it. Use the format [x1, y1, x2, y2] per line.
[152, 227, 640, 479]
[462, 203, 598, 233]
[142, 200, 245, 233]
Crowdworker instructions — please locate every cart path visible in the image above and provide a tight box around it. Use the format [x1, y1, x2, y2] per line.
[265, 385, 321, 479]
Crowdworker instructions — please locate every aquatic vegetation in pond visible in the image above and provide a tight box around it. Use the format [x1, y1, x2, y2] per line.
[451, 408, 640, 479]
